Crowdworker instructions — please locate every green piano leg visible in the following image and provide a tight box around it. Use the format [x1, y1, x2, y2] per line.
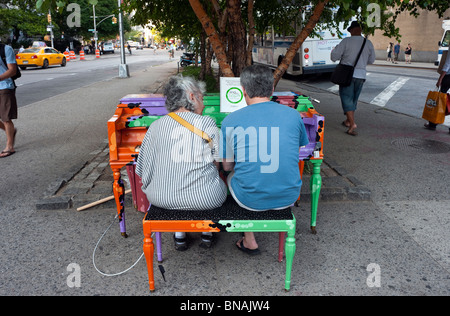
[310, 159, 322, 235]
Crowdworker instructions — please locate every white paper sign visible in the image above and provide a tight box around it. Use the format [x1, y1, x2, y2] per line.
[220, 77, 247, 113]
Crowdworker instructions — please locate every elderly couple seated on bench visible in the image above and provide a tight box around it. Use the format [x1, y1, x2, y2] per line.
[136, 65, 309, 255]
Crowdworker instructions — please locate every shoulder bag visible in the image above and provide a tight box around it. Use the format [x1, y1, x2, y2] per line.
[168, 112, 213, 149]
[331, 37, 367, 87]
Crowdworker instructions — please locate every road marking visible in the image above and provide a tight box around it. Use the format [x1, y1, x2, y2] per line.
[328, 85, 339, 93]
[370, 77, 410, 107]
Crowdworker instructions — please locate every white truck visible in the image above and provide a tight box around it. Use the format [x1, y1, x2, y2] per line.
[435, 19, 450, 66]
[252, 22, 348, 76]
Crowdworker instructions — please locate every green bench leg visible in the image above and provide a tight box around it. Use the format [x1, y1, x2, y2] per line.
[310, 159, 322, 234]
[284, 229, 296, 292]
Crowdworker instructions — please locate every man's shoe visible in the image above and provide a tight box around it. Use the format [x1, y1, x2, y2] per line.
[199, 234, 215, 249]
[173, 235, 188, 251]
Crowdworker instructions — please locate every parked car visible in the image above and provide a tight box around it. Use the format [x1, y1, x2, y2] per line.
[102, 42, 115, 54]
[16, 47, 66, 69]
[134, 42, 144, 50]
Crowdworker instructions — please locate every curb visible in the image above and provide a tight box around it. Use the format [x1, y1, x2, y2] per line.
[36, 148, 372, 211]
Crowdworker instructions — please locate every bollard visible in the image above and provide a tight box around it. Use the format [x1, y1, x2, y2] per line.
[80, 51, 85, 61]
[95, 49, 100, 58]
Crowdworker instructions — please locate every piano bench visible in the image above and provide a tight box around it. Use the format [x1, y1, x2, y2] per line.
[142, 197, 297, 292]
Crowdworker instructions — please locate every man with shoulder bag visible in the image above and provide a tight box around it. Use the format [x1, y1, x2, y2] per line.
[331, 21, 376, 136]
[0, 41, 19, 158]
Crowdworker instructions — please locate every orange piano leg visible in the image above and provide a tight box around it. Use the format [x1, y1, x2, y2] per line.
[112, 168, 128, 238]
[143, 224, 155, 292]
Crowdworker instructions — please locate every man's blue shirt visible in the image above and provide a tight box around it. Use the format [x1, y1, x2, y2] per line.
[0, 44, 16, 90]
[221, 101, 309, 210]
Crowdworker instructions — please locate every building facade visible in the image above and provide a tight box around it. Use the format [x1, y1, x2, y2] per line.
[370, 8, 450, 63]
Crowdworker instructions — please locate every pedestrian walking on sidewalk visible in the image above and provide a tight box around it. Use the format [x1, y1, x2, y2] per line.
[0, 42, 18, 158]
[387, 42, 393, 62]
[405, 44, 412, 64]
[424, 50, 450, 133]
[331, 21, 376, 136]
[393, 42, 400, 64]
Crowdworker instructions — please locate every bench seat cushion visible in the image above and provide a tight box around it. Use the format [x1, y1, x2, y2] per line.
[145, 196, 293, 221]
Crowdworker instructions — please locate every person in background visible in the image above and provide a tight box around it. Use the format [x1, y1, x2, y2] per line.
[393, 42, 400, 64]
[136, 75, 227, 250]
[0, 42, 18, 158]
[331, 21, 376, 136]
[424, 50, 450, 133]
[405, 43, 412, 64]
[387, 42, 393, 62]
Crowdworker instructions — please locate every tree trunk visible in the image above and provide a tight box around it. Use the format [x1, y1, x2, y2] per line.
[246, 0, 255, 67]
[205, 39, 213, 76]
[189, 0, 234, 77]
[227, 0, 247, 77]
[273, 0, 330, 88]
[200, 31, 207, 81]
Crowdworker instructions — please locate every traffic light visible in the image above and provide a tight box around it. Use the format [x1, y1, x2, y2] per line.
[47, 13, 52, 23]
[112, 17, 117, 24]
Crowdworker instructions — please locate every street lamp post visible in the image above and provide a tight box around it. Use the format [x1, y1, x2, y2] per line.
[48, 10, 54, 48]
[92, 5, 98, 50]
[118, 0, 129, 78]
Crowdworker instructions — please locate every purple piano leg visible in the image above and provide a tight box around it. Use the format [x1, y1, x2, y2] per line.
[119, 213, 127, 235]
[155, 232, 163, 263]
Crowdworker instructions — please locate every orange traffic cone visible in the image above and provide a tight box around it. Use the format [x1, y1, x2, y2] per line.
[69, 51, 76, 60]
[80, 50, 85, 61]
[64, 51, 70, 62]
[95, 49, 100, 58]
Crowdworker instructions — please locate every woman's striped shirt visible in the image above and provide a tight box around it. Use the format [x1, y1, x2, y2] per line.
[135, 112, 227, 211]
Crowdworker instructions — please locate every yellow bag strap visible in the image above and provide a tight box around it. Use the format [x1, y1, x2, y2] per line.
[168, 112, 213, 146]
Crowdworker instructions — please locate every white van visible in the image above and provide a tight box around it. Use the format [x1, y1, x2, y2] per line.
[102, 42, 115, 54]
[436, 20, 450, 65]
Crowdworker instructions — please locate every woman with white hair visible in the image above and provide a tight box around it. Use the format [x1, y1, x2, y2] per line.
[136, 75, 227, 250]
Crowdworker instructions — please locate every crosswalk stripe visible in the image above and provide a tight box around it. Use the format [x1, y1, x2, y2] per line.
[370, 77, 410, 107]
[328, 85, 339, 93]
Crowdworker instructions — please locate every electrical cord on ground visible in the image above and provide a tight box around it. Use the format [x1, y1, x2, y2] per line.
[92, 214, 146, 277]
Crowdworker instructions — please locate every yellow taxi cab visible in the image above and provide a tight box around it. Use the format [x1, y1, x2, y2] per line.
[16, 47, 67, 69]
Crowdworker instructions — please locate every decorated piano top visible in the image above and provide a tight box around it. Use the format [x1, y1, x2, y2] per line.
[108, 92, 324, 166]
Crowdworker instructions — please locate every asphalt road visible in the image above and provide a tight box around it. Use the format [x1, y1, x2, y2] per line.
[16, 48, 178, 107]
